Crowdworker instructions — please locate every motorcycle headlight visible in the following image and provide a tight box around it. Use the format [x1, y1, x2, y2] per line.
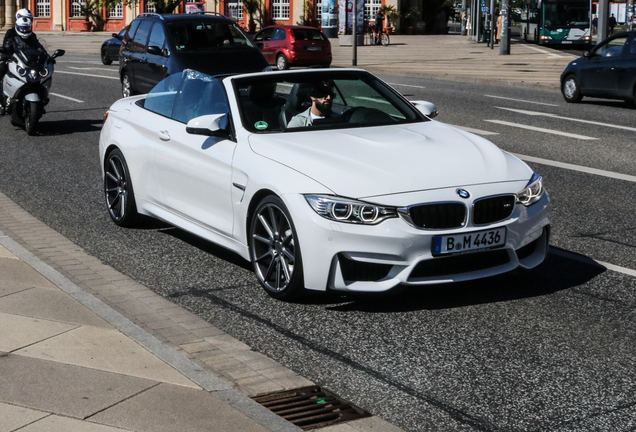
[305, 195, 397, 225]
[39, 68, 49, 78]
[516, 173, 544, 206]
[17, 67, 27, 77]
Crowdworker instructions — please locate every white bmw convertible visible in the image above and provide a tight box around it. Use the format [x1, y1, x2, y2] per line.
[100, 69, 550, 300]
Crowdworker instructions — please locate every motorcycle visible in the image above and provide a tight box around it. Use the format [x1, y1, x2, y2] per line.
[0, 46, 65, 135]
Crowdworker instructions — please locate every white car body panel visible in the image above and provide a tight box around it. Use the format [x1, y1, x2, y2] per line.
[99, 69, 550, 295]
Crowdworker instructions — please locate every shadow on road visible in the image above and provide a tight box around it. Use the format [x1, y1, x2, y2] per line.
[322, 248, 605, 312]
[38, 118, 103, 135]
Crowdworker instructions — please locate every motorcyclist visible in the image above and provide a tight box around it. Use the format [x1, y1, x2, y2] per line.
[1, 9, 46, 114]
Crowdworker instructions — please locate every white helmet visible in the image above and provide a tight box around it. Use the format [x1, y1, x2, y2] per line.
[15, 17, 33, 39]
[16, 8, 33, 21]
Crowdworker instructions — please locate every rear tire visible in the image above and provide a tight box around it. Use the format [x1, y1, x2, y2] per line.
[562, 74, 582, 103]
[101, 48, 113, 65]
[104, 148, 139, 227]
[276, 54, 289, 70]
[24, 101, 41, 136]
[380, 32, 389, 46]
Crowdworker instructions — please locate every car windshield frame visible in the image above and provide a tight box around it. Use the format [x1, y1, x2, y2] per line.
[232, 70, 428, 134]
[167, 20, 256, 52]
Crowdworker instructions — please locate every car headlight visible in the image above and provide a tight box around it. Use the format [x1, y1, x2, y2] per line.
[540, 35, 552, 40]
[305, 195, 397, 224]
[516, 173, 544, 206]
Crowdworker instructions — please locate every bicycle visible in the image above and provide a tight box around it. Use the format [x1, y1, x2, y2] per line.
[367, 27, 390, 46]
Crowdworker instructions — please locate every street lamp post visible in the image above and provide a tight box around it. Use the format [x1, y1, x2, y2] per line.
[500, 0, 510, 54]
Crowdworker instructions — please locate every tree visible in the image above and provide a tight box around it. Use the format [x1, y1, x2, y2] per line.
[244, 0, 260, 31]
[378, 5, 399, 28]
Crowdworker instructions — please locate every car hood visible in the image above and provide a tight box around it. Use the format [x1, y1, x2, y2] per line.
[175, 49, 268, 75]
[248, 121, 533, 198]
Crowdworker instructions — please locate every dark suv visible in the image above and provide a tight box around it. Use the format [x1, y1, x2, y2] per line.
[119, 12, 270, 97]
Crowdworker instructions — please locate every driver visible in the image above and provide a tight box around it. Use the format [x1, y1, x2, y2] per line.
[288, 81, 337, 128]
[1, 9, 45, 114]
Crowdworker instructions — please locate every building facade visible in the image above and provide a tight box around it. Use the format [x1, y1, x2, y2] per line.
[0, 0, 394, 33]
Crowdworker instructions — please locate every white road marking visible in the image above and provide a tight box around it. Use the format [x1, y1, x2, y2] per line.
[512, 153, 636, 183]
[484, 120, 597, 140]
[485, 95, 559, 107]
[388, 83, 426, 89]
[55, 70, 120, 80]
[516, 44, 569, 58]
[495, 106, 636, 133]
[49, 92, 84, 103]
[448, 124, 500, 136]
[550, 248, 636, 278]
[67, 66, 119, 72]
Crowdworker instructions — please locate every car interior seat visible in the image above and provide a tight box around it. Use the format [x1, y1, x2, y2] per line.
[279, 83, 313, 128]
[242, 82, 286, 131]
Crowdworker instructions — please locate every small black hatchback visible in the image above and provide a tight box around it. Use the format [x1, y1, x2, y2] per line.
[119, 12, 270, 97]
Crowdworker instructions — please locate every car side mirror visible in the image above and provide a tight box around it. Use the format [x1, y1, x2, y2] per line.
[255, 42, 264, 50]
[583, 50, 591, 57]
[186, 113, 229, 137]
[51, 49, 65, 59]
[147, 45, 162, 55]
[410, 100, 439, 118]
[112, 33, 118, 38]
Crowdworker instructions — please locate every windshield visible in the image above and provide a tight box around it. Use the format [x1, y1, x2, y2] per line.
[168, 21, 255, 51]
[233, 71, 426, 133]
[17, 48, 48, 69]
[543, 0, 589, 28]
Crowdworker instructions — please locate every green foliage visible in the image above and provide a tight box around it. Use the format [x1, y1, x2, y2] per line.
[378, 5, 399, 27]
[244, 0, 259, 28]
[120, 0, 185, 14]
[79, 0, 100, 21]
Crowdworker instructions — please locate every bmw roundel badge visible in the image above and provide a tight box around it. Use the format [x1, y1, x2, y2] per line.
[456, 188, 470, 199]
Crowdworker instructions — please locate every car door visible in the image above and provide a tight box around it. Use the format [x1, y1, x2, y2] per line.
[129, 20, 153, 91]
[254, 28, 275, 64]
[580, 35, 628, 96]
[617, 34, 636, 99]
[151, 73, 237, 237]
[269, 28, 287, 62]
[143, 22, 170, 90]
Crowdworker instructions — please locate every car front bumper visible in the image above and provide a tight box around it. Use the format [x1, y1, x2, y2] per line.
[284, 190, 550, 293]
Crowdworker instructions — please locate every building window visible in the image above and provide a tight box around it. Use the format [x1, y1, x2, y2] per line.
[226, 0, 244, 20]
[272, 0, 289, 20]
[364, 0, 381, 21]
[71, 0, 85, 17]
[315, 0, 322, 24]
[108, 2, 124, 17]
[145, 1, 156, 12]
[36, 0, 50, 17]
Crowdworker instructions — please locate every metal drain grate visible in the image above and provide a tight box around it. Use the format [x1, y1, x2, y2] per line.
[252, 385, 371, 430]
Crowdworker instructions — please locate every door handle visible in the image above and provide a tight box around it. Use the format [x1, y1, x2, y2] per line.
[158, 130, 170, 141]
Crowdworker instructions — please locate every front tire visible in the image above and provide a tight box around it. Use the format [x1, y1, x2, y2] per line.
[562, 74, 582, 103]
[250, 196, 304, 300]
[121, 71, 136, 98]
[101, 48, 113, 65]
[104, 148, 139, 227]
[276, 54, 289, 70]
[24, 101, 41, 136]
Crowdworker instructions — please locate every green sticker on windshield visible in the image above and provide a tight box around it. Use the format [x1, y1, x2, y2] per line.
[255, 121, 268, 130]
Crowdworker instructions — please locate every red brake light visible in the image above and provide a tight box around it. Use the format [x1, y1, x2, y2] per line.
[290, 29, 295, 43]
[103, 111, 109, 122]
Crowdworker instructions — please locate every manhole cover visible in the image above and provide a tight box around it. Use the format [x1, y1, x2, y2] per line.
[252, 385, 372, 430]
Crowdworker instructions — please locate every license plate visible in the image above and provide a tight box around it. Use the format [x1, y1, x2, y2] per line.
[307, 46, 323, 51]
[432, 227, 506, 256]
[561, 41, 573, 44]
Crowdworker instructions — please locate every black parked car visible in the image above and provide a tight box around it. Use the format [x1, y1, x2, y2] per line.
[561, 31, 636, 105]
[101, 27, 127, 65]
[119, 12, 270, 97]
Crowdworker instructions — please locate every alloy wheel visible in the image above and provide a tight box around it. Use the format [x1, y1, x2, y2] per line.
[122, 74, 131, 98]
[251, 202, 297, 293]
[105, 154, 127, 222]
[563, 79, 577, 99]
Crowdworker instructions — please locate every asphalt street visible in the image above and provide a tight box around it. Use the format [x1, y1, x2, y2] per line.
[1, 54, 636, 431]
